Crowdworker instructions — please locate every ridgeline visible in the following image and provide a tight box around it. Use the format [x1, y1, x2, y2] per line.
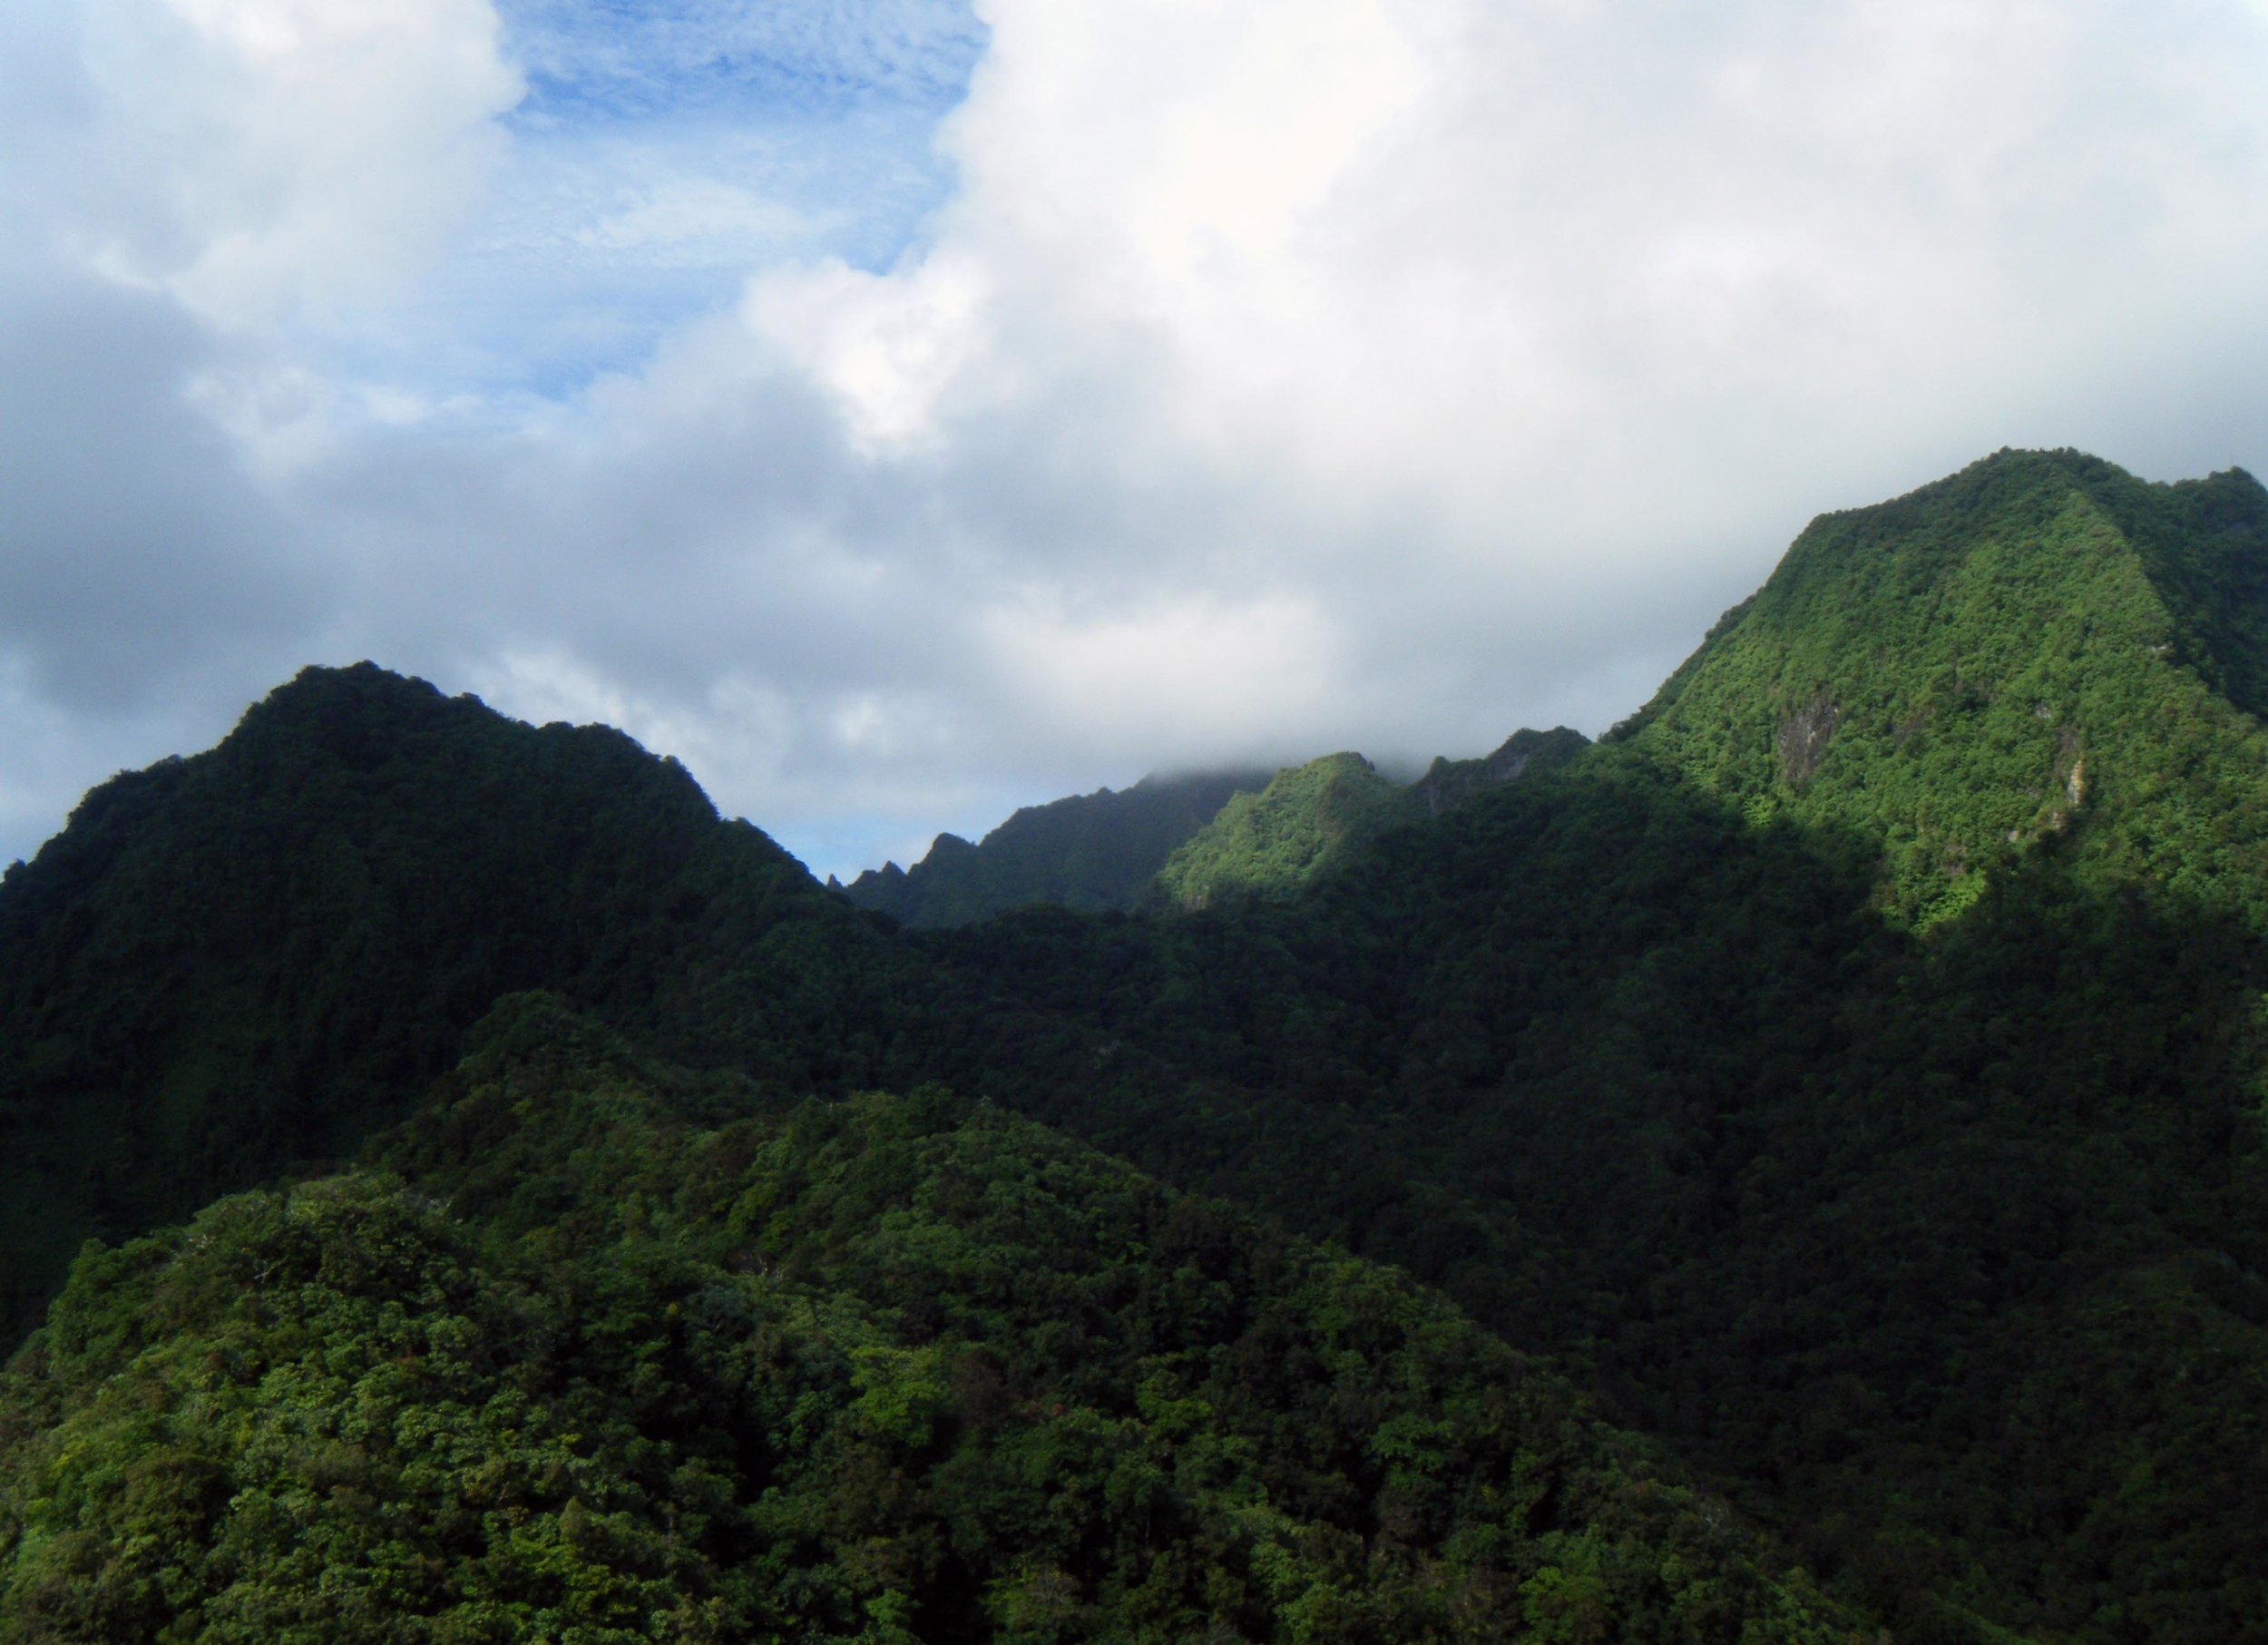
[837, 769, 1270, 926]
[5, 450, 2268, 1641]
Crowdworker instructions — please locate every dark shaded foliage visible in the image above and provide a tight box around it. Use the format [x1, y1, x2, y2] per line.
[838, 769, 1271, 926]
[0, 1000, 1862, 1642]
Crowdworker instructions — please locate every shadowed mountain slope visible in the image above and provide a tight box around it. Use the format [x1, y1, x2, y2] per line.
[837, 769, 1270, 926]
[0, 663, 945, 1340]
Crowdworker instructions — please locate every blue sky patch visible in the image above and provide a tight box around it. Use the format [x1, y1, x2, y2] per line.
[333, 0, 989, 411]
[498, 0, 988, 126]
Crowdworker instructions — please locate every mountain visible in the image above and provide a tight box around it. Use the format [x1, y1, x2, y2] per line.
[917, 454, 2268, 1640]
[1146, 753, 1416, 909]
[1141, 734, 1594, 914]
[841, 728, 1585, 926]
[836, 769, 1269, 926]
[1412, 726, 1589, 815]
[6, 451, 2268, 1640]
[1617, 447, 2268, 924]
[0, 662, 953, 1343]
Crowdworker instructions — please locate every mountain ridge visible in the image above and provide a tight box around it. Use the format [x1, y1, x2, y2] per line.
[7, 449, 2268, 1639]
[1144, 752, 1413, 910]
[836, 768, 1272, 926]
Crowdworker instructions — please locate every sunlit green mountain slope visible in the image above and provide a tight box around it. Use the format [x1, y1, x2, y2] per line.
[1619, 448, 2268, 924]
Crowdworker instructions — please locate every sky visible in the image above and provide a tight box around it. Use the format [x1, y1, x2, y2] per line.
[4, 0, 2267, 882]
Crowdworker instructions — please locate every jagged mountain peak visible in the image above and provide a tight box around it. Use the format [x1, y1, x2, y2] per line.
[838, 767, 1271, 925]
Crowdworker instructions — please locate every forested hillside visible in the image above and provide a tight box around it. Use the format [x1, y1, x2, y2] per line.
[0, 664, 937, 1342]
[1619, 448, 2268, 923]
[1147, 754, 1415, 910]
[5, 450, 2268, 1640]
[837, 769, 1269, 926]
[0, 996, 1861, 1642]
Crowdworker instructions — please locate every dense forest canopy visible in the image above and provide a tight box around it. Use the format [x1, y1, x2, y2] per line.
[5, 449, 2268, 1640]
[0, 997, 1862, 1641]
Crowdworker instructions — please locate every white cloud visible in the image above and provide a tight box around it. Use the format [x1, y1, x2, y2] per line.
[982, 589, 1340, 759]
[747, 250, 996, 448]
[77, 0, 523, 327]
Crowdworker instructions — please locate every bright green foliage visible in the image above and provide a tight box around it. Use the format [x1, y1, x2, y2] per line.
[837, 770, 1270, 926]
[0, 997, 1865, 1642]
[1149, 755, 1417, 910]
[1620, 449, 2268, 925]
[0, 1180, 735, 1643]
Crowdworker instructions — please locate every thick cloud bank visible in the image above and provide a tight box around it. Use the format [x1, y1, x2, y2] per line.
[4, 0, 2266, 877]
